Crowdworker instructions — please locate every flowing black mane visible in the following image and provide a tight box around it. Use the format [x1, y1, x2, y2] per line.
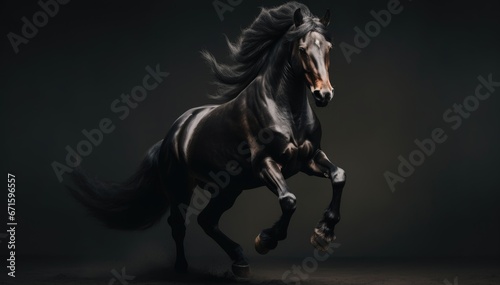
[202, 1, 329, 102]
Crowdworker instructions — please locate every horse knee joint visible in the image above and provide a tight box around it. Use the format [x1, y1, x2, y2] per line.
[279, 193, 296, 211]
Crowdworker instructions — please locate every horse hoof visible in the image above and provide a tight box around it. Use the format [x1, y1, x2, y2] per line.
[255, 231, 279, 255]
[310, 228, 335, 252]
[255, 234, 270, 254]
[232, 263, 250, 278]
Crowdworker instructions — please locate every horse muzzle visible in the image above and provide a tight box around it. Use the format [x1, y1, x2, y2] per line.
[312, 88, 334, 107]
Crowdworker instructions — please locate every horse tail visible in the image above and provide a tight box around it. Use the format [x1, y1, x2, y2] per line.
[67, 140, 169, 230]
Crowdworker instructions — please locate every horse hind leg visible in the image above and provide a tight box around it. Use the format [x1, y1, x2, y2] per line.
[197, 189, 249, 277]
[166, 174, 195, 273]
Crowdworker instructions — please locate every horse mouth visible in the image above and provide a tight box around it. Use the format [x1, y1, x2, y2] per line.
[314, 99, 329, 107]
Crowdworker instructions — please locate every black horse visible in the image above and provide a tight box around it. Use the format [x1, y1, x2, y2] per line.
[69, 2, 346, 277]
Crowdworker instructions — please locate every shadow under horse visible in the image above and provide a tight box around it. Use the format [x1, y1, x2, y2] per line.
[68, 2, 346, 278]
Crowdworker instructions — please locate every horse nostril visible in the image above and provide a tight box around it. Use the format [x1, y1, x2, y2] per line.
[313, 90, 322, 100]
[325, 88, 334, 101]
[323, 92, 332, 101]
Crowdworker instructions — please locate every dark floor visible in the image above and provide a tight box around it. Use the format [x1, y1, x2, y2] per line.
[3, 257, 499, 285]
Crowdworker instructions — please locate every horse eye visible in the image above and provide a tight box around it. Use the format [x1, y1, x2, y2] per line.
[299, 47, 306, 53]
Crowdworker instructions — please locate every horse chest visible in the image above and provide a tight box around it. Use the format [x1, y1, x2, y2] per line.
[274, 139, 315, 169]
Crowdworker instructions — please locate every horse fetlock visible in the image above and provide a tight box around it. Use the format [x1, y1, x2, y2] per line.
[332, 167, 346, 183]
[323, 211, 341, 225]
[229, 245, 247, 262]
[279, 193, 297, 211]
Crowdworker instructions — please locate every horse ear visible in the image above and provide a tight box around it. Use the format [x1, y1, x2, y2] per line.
[320, 9, 331, 26]
[294, 8, 303, 27]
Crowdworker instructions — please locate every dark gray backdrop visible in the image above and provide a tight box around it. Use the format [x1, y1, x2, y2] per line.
[1, 0, 499, 271]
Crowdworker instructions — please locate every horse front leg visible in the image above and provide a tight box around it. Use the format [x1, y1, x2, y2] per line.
[302, 149, 346, 251]
[254, 157, 297, 255]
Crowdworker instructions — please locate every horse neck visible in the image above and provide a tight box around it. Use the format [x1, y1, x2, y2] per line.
[261, 40, 310, 117]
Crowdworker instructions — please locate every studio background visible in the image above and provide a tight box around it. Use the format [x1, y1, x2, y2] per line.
[1, 0, 499, 277]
